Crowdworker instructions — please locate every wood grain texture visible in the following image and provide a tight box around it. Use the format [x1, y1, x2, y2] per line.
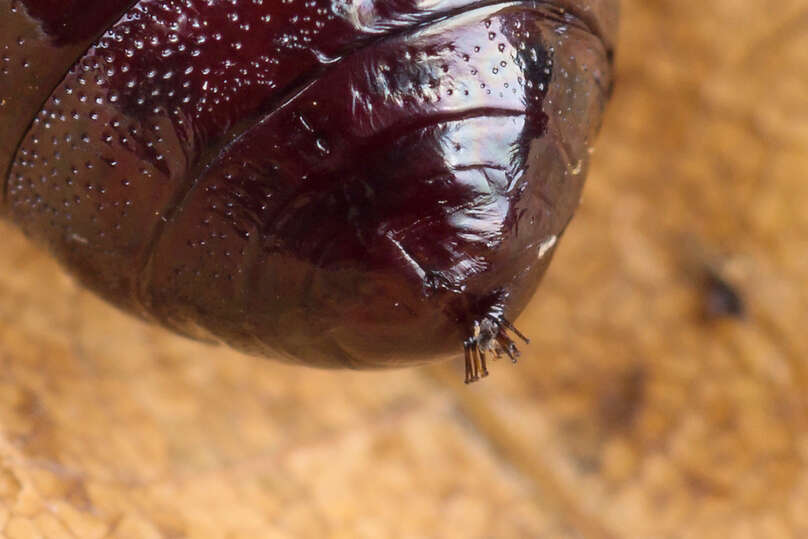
[1, 1, 807, 537]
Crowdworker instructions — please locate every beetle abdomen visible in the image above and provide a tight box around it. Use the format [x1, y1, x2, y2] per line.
[2, 0, 617, 379]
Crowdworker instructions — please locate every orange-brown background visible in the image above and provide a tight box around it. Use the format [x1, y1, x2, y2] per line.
[1, 1, 807, 537]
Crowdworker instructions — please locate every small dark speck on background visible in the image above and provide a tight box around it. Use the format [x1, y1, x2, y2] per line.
[702, 269, 746, 321]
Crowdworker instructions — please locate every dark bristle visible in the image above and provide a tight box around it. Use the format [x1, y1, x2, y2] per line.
[464, 340, 474, 384]
[479, 348, 489, 378]
[500, 317, 530, 344]
[471, 345, 481, 382]
[496, 334, 518, 363]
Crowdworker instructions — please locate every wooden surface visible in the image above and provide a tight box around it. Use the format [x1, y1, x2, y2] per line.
[2, 1, 808, 537]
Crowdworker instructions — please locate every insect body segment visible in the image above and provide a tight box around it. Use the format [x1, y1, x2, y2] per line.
[1, 0, 617, 382]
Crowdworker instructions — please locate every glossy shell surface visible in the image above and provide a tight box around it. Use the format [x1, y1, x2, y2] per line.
[1, 0, 617, 371]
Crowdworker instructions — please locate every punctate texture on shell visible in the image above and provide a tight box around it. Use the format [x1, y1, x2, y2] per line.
[1, 0, 617, 381]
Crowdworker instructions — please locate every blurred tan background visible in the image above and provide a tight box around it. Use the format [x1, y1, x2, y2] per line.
[1, 0, 808, 537]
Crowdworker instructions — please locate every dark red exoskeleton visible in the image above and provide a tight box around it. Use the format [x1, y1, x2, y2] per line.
[1, 0, 617, 382]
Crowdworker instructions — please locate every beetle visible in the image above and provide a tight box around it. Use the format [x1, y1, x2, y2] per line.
[1, 0, 617, 383]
